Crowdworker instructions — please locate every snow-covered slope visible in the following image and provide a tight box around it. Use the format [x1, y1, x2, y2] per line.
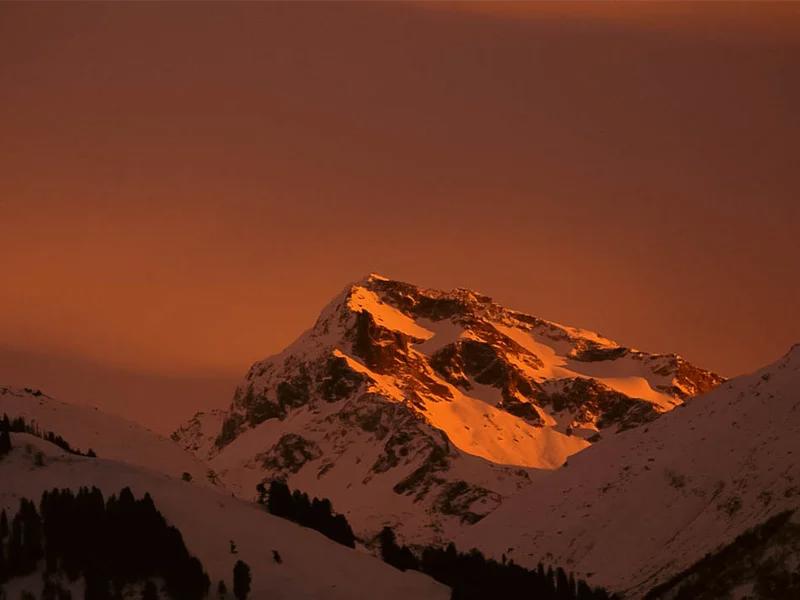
[0, 386, 214, 485]
[0, 433, 447, 600]
[644, 509, 800, 599]
[174, 275, 722, 543]
[459, 344, 800, 597]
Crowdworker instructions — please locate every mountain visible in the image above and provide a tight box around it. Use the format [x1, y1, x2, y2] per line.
[0, 431, 447, 599]
[458, 344, 800, 598]
[174, 274, 722, 543]
[0, 386, 213, 485]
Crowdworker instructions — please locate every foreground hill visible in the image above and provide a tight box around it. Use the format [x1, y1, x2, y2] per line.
[459, 345, 800, 597]
[0, 433, 447, 599]
[0, 386, 213, 485]
[174, 274, 721, 542]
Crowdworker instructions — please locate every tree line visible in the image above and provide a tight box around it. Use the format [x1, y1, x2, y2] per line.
[256, 480, 615, 600]
[257, 481, 356, 548]
[378, 526, 615, 600]
[0, 487, 209, 599]
[0, 414, 96, 458]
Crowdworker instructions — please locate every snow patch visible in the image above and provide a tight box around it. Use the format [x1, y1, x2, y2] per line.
[348, 286, 434, 340]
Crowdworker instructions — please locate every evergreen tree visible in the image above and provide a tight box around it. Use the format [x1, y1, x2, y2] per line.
[84, 571, 110, 600]
[0, 414, 92, 456]
[384, 535, 612, 600]
[556, 566, 572, 600]
[546, 565, 556, 594]
[5, 487, 210, 600]
[291, 490, 311, 521]
[379, 526, 399, 564]
[263, 481, 356, 547]
[42, 576, 73, 600]
[378, 527, 418, 572]
[327, 514, 356, 548]
[0, 540, 6, 584]
[577, 580, 595, 600]
[141, 581, 158, 600]
[0, 414, 11, 457]
[7, 499, 43, 575]
[255, 483, 267, 505]
[266, 481, 292, 519]
[233, 560, 251, 600]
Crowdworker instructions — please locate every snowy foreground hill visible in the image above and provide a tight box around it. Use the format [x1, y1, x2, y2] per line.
[459, 344, 800, 598]
[0, 386, 212, 486]
[0, 403, 446, 599]
[174, 275, 722, 543]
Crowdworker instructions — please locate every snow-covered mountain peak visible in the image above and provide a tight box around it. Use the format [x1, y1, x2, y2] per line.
[174, 276, 724, 543]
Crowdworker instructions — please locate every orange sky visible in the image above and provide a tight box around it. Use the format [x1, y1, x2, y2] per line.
[1, 2, 798, 431]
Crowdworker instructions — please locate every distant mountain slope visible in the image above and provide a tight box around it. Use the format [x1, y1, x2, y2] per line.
[175, 275, 722, 543]
[459, 345, 800, 597]
[0, 386, 214, 485]
[0, 433, 447, 600]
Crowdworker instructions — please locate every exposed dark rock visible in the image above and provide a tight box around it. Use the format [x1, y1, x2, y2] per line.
[545, 378, 660, 432]
[215, 413, 246, 449]
[276, 372, 311, 411]
[500, 396, 543, 424]
[338, 394, 411, 441]
[320, 355, 366, 402]
[246, 398, 284, 427]
[429, 344, 471, 388]
[257, 434, 322, 475]
[434, 481, 499, 525]
[461, 340, 508, 386]
[371, 430, 417, 474]
[430, 339, 543, 422]
[393, 445, 450, 501]
[351, 310, 410, 372]
[367, 279, 475, 321]
[675, 358, 726, 397]
[571, 345, 629, 362]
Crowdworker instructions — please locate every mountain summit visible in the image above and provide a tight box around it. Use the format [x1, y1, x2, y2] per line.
[175, 275, 723, 542]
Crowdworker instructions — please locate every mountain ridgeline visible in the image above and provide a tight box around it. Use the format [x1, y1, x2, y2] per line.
[174, 275, 723, 543]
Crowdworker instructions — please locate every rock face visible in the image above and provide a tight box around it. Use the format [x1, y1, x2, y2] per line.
[174, 274, 723, 543]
